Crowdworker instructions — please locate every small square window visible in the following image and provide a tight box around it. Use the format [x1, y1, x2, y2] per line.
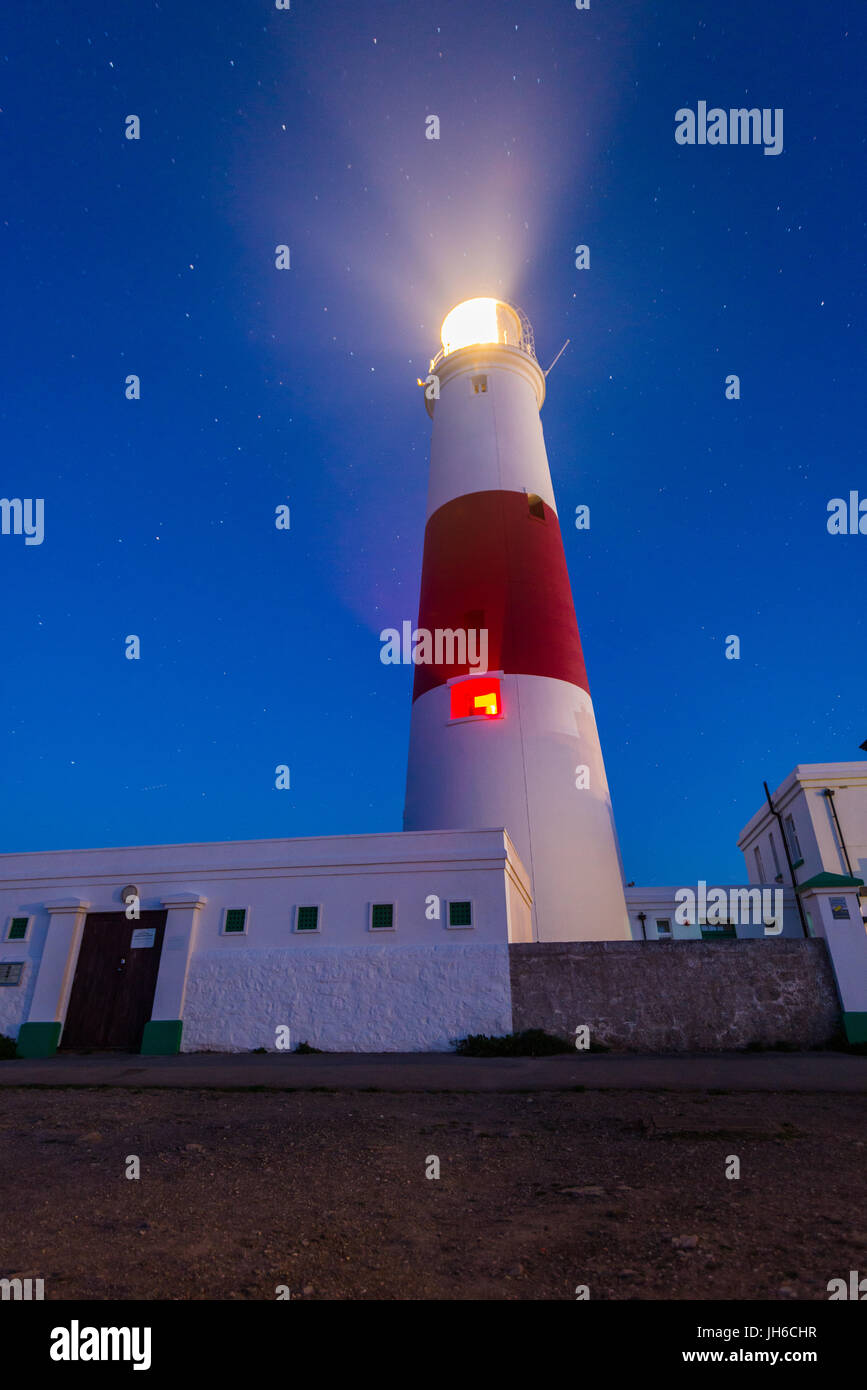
[655, 918, 672, 938]
[448, 900, 473, 928]
[450, 676, 501, 719]
[296, 905, 320, 932]
[223, 908, 247, 934]
[0, 962, 24, 986]
[370, 903, 395, 931]
[471, 374, 487, 394]
[7, 916, 30, 942]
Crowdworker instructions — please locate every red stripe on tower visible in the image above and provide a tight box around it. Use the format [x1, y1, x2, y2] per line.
[412, 490, 590, 701]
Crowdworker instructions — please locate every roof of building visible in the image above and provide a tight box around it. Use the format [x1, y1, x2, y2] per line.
[736, 761, 867, 847]
[796, 871, 865, 892]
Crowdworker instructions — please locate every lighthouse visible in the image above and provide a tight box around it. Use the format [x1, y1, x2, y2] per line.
[403, 298, 631, 942]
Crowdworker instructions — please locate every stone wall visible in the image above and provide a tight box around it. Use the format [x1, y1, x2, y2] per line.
[509, 940, 842, 1051]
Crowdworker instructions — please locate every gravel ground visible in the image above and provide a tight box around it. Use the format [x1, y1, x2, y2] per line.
[1, 1086, 864, 1300]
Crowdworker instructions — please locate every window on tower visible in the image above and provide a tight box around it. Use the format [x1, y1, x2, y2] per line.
[450, 676, 502, 720]
[471, 374, 488, 394]
[527, 493, 545, 520]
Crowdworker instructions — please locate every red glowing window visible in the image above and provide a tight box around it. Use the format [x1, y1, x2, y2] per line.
[450, 677, 502, 719]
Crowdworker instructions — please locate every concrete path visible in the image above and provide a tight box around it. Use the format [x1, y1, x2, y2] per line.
[1, 1050, 865, 1091]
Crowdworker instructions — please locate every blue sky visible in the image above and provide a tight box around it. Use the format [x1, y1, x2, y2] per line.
[1, 0, 864, 882]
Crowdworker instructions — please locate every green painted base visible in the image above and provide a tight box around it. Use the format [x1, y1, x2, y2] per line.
[843, 1012, 867, 1044]
[16, 1022, 62, 1058]
[141, 1019, 183, 1055]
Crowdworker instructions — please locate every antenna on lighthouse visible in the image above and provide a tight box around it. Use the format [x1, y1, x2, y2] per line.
[543, 339, 571, 376]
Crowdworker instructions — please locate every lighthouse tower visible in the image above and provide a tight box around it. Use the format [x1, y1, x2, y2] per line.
[403, 298, 630, 942]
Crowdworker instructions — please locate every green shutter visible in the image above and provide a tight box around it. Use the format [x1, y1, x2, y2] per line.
[448, 901, 472, 927]
[371, 903, 394, 930]
[8, 917, 28, 941]
[224, 909, 247, 934]
[296, 905, 319, 932]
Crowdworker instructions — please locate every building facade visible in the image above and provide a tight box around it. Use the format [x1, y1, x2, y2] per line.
[624, 885, 802, 941]
[1, 829, 531, 1056]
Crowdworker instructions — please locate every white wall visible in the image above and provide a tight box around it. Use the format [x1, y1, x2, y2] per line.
[800, 771, 867, 885]
[405, 675, 631, 941]
[183, 943, 513, 1053]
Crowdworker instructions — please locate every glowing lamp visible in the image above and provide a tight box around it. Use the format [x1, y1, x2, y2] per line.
[439, 298, 522, 358]
[450, 676, 502, 720]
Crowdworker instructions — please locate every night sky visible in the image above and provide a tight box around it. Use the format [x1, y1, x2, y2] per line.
[2, 0, 864, 883]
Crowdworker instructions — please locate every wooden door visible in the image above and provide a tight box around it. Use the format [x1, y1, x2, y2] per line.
[60, 911, 167, 1052]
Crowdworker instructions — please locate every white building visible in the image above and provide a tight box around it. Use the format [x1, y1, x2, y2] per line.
[0, 830, 530, 1056]
[624, 885, 802, 941]
[738, 762, 867, 907]
[620, 763, 867, 942]
[2, 766, 866, 1054]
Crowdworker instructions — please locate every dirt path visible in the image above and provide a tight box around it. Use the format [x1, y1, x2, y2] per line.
[1, 1087, 864, 1300]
